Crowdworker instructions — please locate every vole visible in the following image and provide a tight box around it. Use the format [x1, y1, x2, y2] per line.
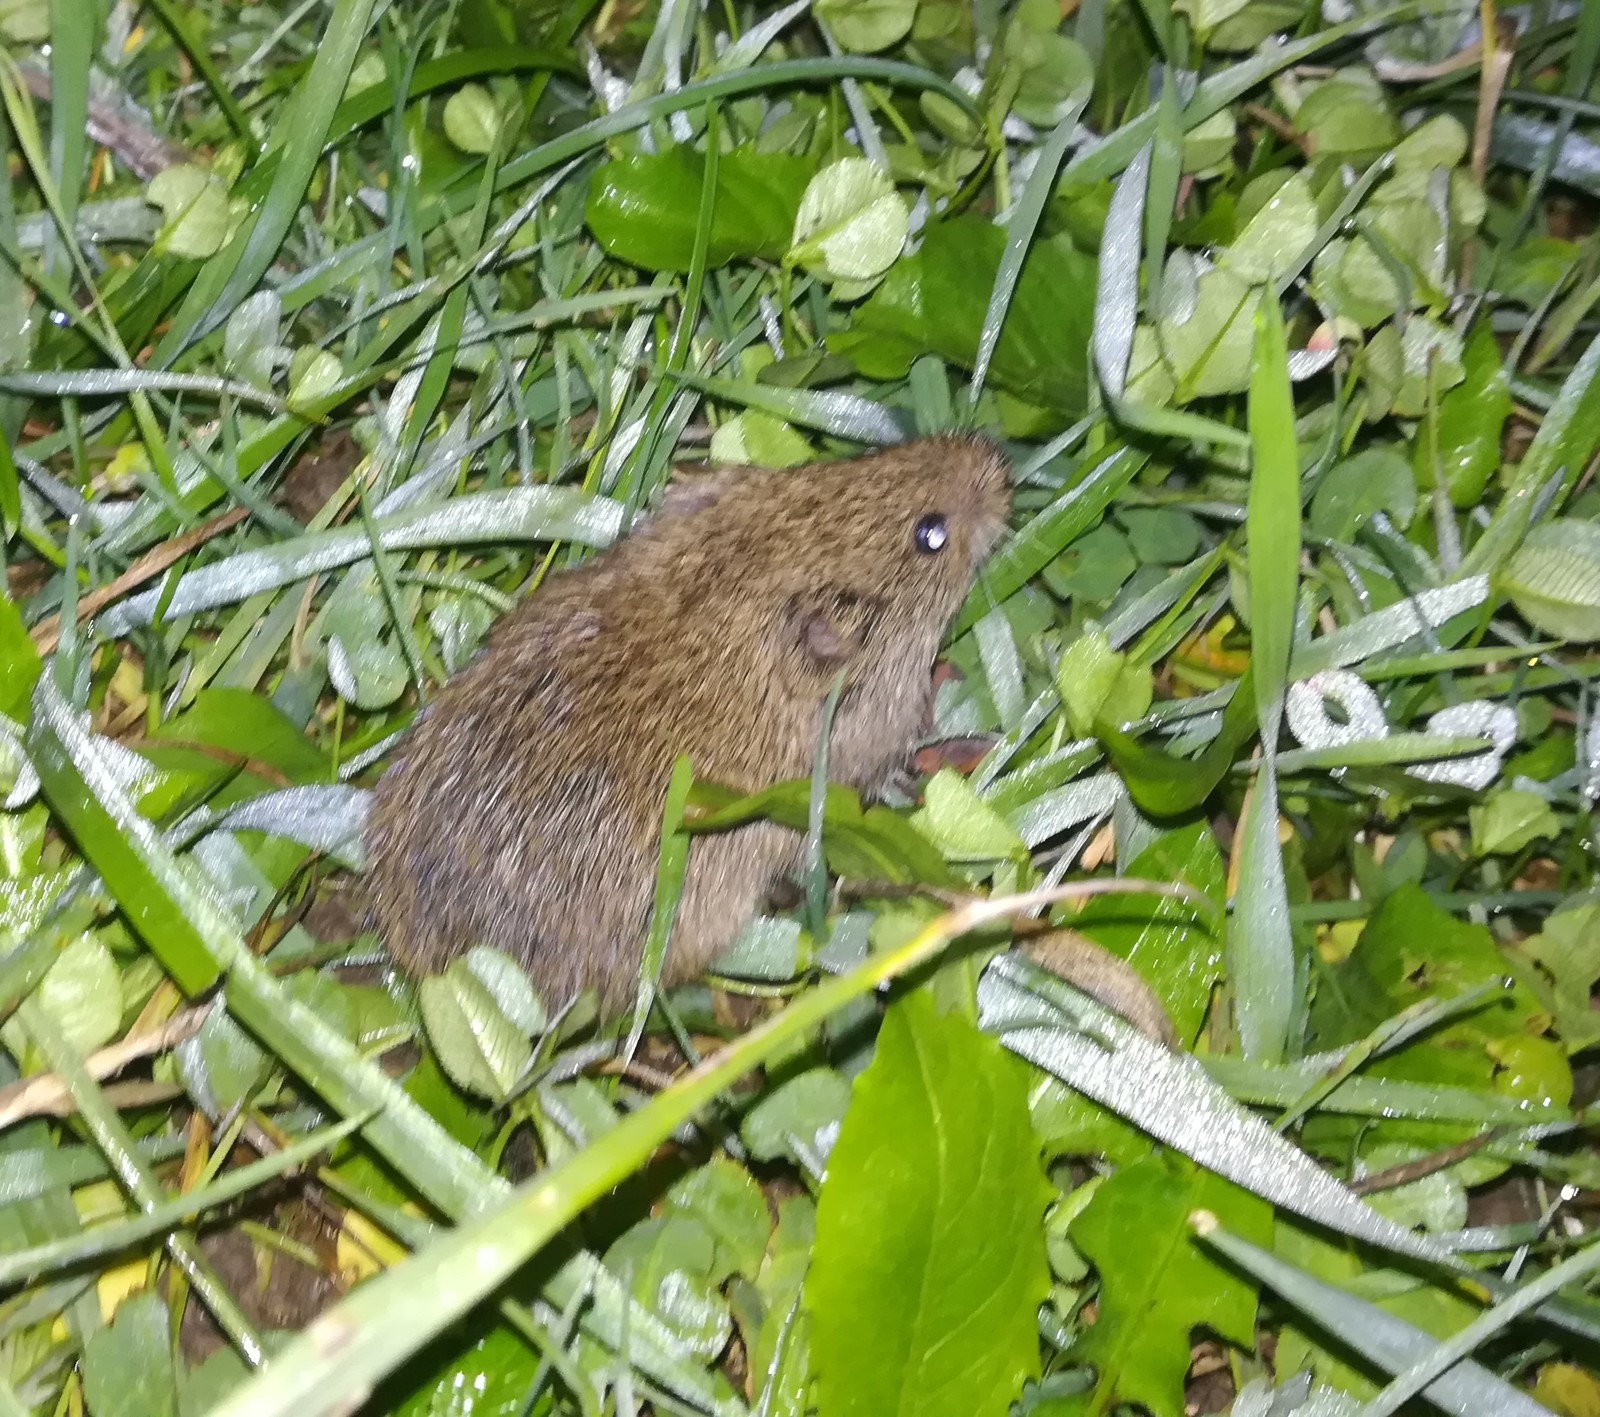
[366, 434, 1178, 1045]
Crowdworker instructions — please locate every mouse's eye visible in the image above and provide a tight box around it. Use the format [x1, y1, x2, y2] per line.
[914, 514, 949, 555]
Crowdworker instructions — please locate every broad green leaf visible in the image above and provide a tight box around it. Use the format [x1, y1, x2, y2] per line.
[1069, 1155, 1270, 1417]
[82, 1293, 178, 1417]
[741, 1067, 852, 1165]
[1512, 905, 1600, 1053]
[789, 158, 908, 284]
[1057, 625, 1124, 738]
[815, 0, 917, 53]
[0, 0, 46, 40]
[809, 990, 1050, 1417]
[390, 1324, 543, 1417]
[147, 688, 330, 786]
[147, 165, 232, 259]
[833, 215, 1097, 415]
[222, 291, 281, 391]
[909, 768, 1026, 861]
[1412, 321, 1510, 508]
[1096, 663, 1259, 816]
[1309, 446, 1415, 542]
[586, 148, 815, 272]
[459, 946, 545, 1036]
[1503, 519, 1600, 641]
[0, 594, 39, 720]
[710, 410, 816, 468]
[686, 778, 954, 885]
[1120, 507, 1202, 565]
[1070, 823, 1226, 1046]
[1156, 262, 1260, 398]
[21, 930, 120, 1056]
[1391, 113, 1469, 174]
[1294, 75, 1397, 157]
[605, 1215, 731, 1358]
[418, 957, 535, 1103]
[662, 1156, 771, 1284]
[1468, 787, 1560, 858]
[441, 83, 500, 154]
[1042, 522, 1137, 602]
[1220, 171, 1316, 284]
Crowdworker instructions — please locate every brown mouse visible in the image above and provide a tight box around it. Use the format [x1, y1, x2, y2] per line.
[365, 434, 1013, 1015]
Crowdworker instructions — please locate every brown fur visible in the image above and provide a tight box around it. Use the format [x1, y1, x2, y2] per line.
[366, 435, 1012, 1014]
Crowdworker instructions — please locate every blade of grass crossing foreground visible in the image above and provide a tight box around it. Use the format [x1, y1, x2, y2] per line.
[1229, 294, 1299, 1063]
[155, 0, 380, 361]
[203, 891, 1051, 1417]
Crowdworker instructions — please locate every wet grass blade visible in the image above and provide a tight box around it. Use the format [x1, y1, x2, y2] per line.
[1228, 294, 1300, 1063]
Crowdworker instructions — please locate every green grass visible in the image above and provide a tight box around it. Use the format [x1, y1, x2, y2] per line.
[1, 1, 1599, 1415]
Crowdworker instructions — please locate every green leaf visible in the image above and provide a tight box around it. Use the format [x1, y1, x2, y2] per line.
[815, 0, 918, 54]
[833, 215, 1096, 415]
[709, 410, 816, 468]
[390, 1324, 542, 1417]
[1042, 522, 1137, 602]
[1294, 75, 1397, 157]
[147, 164, 233, 259]
[1070, 823, 1226, 1046]
[1412, 320, 1510, 508]
[1464, 326, 1600, 576]
[585, 147, 815, 272]
[604, 1215, 731, 1357]
[1468, 787, 1560, 858]
[1232, 290, 1300, 1064]
[1513, 905, 1600, 1053]
[1309, 446, 1415, 542]
[82, 1293, 178, 1417]
[789, 158, 908, 284]
[741, 1067, 852, 1165]
[686, 778, 955, 886]
[458, 946, 545, 1036]
[1502, 519, 1600, 641]
[1069, 1155, 1270, 1417]
[418, 957, 535, 1103]
[952, 446, 1145, 635]
[153, 0, 381, 359]
[25, 931, 120, 1056]
[662, 1156, 771, 1284]
[442, 83, 501, 154]
[149, 688, 330, 785]
[908, 768, 1026, 862]
[1220, 170, 1316, 284]
[1057, 625, 1124, 738]
[809, 990, 1051, 1417]
[1096, 663, 1259, 817]
[0, 593, 41, 720]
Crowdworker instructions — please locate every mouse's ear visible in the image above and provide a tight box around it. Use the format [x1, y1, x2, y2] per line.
[783, 590, 883, 671]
